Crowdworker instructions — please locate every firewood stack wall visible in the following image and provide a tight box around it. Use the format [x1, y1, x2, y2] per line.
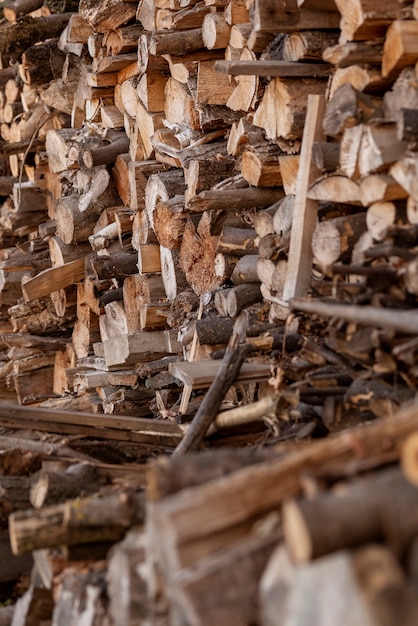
[1, 0, 418, 623]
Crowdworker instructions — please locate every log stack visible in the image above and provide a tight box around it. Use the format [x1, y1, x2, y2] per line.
[1, 0, 418, 623]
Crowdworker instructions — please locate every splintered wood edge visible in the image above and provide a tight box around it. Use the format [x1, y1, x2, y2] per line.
[282, 499, 312, 564]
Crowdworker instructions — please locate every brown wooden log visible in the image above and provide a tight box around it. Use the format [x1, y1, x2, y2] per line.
[145, 169, 186, 234]
[226, 282, 262, 316]
[9, 489, 144, 555]
[178, 214, 219, 296]
[81, 133, 130, 169]
[253, 77, 327, 141]
[323, 83, 382, 137]
[147, 402, 418, 576]
[216, 226, 257, 257]
[311, 142, 340, 172]
[153, 195, 189, 249]
[186, 186, 284, 212]
[0, 14, 71, 62]
[241, 144, 283, 187]
[333, 0, 401, 41]
[20, 41, 66, 87]
[251, 0, 340, 33]
[79, 0, 136, 32]
[382, 20, 418, 78]
[30, 463, 100, 509]
[323, 40, 384, 68]
[283, 466, 418, 563]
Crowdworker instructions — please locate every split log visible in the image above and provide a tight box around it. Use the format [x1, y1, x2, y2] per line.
[359, 174, 408, 206]
[312, 212, 367, 272]
[382, 20, 418, 77]
[241, 144, 283, 187]
[79, 0, 136, 33]
[103, 329, 181, 367]
[251, 0, 340, 33]
[253, 77, 327, 141]
[333, 0, 402, 42]
[323, 40, 384, 67]
[260, 544, 415, 626]
[179, 214, 219, 296]
[323, 83, 382, 137]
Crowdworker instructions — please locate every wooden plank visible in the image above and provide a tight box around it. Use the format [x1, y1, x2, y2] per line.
[169, 360, 271, 389]
[0, 402, 182, 435]
[21, 259, 85, 302]
[0, 402, 182, 447]
[215, 60, 332, 78]
[282, 94, 326, 301]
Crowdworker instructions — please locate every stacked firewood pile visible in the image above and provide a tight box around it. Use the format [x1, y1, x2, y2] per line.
[1, 0, 418, 623]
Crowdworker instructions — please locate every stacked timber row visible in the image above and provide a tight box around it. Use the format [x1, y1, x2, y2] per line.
[1, 0, 418, 623]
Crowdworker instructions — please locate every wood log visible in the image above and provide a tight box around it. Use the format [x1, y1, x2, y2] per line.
[30, 463, 100, 509]
[308, 173, 361, 204]
[253, 77, 326, 141]
[328, 64, 391, 98]
[260, 544, 415, 626]
[396, 108, 418, 142]
[283, 466, 418, 563]
[161, 246, 189, 300]
[390, 155, 418, 202]
[170, 531, 279, 626]
[333, 0, 402, 42]
[251, 0, 340, 33]
[145, 169, 185, 233]
[185, 150, 235, 204]
[216, 59, 333, 78]
[358, 123, 408, 177]
[54, 193, 101, 243]
[153, 195, 189, 249]
[9, 489, 144, 555]
[283, 30, 339, 62]
[107, 529, 148, 626]
[359, 174, 408, 206]
[0, 14, 71, 62]
[186, 186, 284, 212]
[382, 20, 418, 78]
[21, 259, 85, 302]
[241, 144, 283, 187]
[103, 329, 182, 367]
[366, 201, 406, 241]
[179, 214, 220, 296]
[79, 0, 136, 33]
[323, 39, 384, 67]
[216, 226, 257, 257]
[323, 83, 382, 137]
